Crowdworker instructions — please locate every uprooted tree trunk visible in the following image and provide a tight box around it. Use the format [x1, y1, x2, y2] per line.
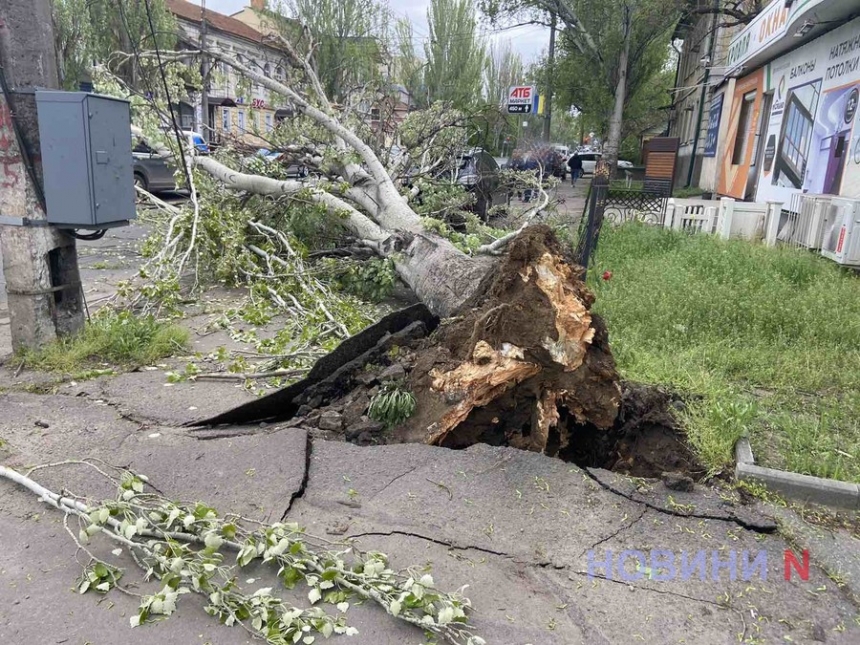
[174, 49, 622, 450]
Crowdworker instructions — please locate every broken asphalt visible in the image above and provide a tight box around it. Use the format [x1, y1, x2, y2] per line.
[1, 377, 859, 645]
[1, 192, 859, 644]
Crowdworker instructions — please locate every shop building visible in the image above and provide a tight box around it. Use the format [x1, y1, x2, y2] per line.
[706, 0, 860, 209]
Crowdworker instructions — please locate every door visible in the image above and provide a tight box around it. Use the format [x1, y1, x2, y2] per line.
[823, 131, 849, 194]
[746, 93, 772, 200]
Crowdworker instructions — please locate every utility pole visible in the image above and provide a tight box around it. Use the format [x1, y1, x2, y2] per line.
[542, 12, 556, 142]
[0, 0, 84, 351]
[200, 0, 210, 141]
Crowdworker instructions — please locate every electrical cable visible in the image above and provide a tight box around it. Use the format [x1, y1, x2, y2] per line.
[68, 229, 107, 241]
[114, 0, 193, 192]
[142, 0, 194, 191]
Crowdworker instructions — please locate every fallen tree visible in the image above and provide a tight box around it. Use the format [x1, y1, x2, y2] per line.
[113, 39, 621, 451]
[158, 48, 624, 451]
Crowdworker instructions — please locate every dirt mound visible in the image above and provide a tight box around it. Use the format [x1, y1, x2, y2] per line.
[401, 224, 620, 452]
[193, 226, 702, 479]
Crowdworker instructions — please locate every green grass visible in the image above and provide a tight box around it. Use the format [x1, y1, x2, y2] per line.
[590, 223, 860, 482]
[672, 186, 707, 198]
[22, 310, 188, 374]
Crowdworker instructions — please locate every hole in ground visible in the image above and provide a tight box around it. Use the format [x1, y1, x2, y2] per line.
[560, 419, 705, 480]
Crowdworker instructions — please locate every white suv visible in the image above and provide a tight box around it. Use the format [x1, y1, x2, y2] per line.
[579, 152, 633, 174]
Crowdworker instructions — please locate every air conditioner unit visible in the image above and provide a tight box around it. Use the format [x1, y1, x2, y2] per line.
[820, 197, 860, 265]
[787, 193, 832, 249]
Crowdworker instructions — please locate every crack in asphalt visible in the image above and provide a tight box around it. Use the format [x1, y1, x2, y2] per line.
[345, 529, 516, 560]
[368, 467, 418, 500]
[582, 468, 776, 534]
[281, 432, 312, 520]
[568, 569, 727, 608]
[578, 508, 648, 559]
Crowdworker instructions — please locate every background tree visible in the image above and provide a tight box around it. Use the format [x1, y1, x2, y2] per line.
[53, 0, 175, 90]
[424, 0, 487, 109]
[482, 0, 686, 174]
[556, 35, 674, 160]
[272, 0, 391, 105]
[393, 18, 426, 107]
[482, 40, 524, 153]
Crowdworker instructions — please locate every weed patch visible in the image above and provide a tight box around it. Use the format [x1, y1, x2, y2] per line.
[21, 310, 188, 374]
[591, 224, 860, 482]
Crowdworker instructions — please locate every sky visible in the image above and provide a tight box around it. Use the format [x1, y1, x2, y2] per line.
[189, 0, 550, 66]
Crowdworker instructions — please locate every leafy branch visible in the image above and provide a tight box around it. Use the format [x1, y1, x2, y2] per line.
[0, 461, 483, 644]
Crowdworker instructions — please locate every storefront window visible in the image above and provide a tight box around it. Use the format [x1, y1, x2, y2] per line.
[773, 80, 821, 189]
[732, 92, 756, 164]
[237, 110, 245, 132]
[222, 107, 231, 132]
[265, 113, 273, 132]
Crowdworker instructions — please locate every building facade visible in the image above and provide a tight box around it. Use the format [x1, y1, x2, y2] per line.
[668, 1, 758, 193]
[700, 0, 860, 209]
[166, 0, 291, 146]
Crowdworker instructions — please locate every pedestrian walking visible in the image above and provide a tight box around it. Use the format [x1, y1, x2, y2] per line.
[522, 154, 538, 202]
[567, 152, 583, 187]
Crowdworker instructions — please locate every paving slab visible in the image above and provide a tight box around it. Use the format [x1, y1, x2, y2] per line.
[287, 441, 860, 644]
[2, 413, 859, 644]
[98, 368, 256, 426]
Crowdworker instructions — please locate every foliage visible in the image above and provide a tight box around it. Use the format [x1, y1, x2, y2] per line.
[21, 310, 188, 373]
[673, 186, 707, 198]
[482, 0, 686, 169]
[555, 23, 675, 143]
[320, 257, 398, 302]
[3, 463, 484, 645]
[53, 0, 176, 90]
[424, 0, 487, 109]
[591, 224, 860, 482]
[369, 382, 417, 428]
[272, 0, 390, 104]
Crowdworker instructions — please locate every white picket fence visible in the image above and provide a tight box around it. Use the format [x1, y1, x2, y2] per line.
[662, 197, 784, 246]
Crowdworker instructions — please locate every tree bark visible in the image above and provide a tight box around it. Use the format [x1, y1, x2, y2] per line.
[602, 6, 632, 177]
[0, 0, 84, 351]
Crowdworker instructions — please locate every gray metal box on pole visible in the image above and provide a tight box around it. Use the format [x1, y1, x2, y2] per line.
[35, 91, 136, 228]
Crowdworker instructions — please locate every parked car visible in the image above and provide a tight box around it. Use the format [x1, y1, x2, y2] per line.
[183, 130, 209, 154]
[456, 148, 507, 220]
[254, 149, 309, 178]
[132, 140, 176, 193]
[511, 145, 568, 180]
[579, 151, 634, 175]
[551, 144, 570, 163]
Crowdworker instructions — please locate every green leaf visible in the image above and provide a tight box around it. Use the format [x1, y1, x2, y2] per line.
[389, 600, 401, 616]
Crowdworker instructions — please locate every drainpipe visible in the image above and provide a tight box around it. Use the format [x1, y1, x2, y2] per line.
[685, 0, 719, 188]
[668, 41, 682, 135]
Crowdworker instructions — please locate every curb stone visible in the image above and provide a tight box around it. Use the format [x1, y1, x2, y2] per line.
[734, 437, 860, 510]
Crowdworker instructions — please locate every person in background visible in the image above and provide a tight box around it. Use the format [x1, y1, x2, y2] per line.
[567, 152, 583, 187]
[522, 153, 538, 203]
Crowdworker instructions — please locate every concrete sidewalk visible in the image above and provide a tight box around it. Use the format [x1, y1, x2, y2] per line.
[1, 385, 858, 644]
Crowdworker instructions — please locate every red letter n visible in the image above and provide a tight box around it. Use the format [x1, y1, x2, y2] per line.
[784, 550, 809, 581]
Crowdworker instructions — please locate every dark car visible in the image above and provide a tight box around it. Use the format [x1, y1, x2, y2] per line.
[256, 149, 309, 178]
[132, 140, 177, 193]
[513, 145, 567, 180]
[456, 149, 507, 220]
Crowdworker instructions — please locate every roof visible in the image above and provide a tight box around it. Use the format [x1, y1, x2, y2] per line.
[166, 0, 265, 44]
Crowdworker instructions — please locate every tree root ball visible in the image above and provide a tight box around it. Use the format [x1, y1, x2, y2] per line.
[399, 225, 622, 456]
